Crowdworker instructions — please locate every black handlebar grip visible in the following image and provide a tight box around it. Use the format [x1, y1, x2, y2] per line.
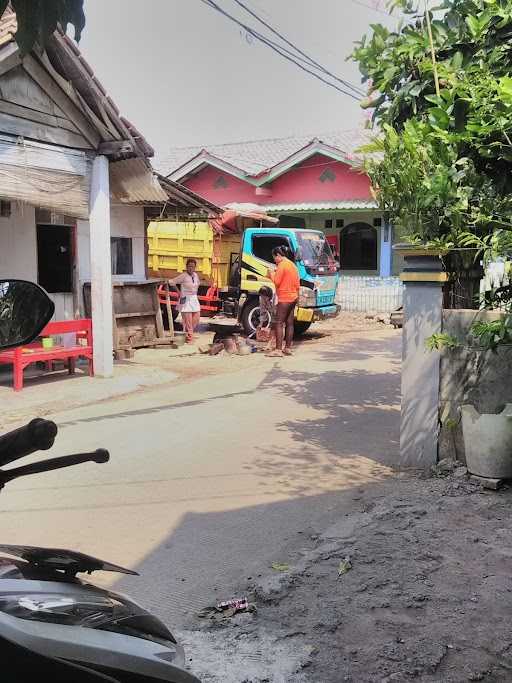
[92, 449, 110, 464]
[0, 419, 58, 467]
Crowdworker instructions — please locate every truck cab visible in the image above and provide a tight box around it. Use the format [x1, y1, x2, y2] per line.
[234, 227, 341, 335]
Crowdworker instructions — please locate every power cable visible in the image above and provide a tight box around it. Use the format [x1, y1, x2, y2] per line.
[349, 0, 391, 17]
[230, 0, 365, 96]
[197, 0, 363, 100]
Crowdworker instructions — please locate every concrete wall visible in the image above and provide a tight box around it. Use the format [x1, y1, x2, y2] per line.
[0, 201, 145, 319]
[78, 204, 145, 286]
[0, 202, 37, 280]
[439, 309, 512, 463]
[401, 282, 444, 468]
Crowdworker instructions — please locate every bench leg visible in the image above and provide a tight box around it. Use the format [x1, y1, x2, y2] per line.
[88, 356, 94, 377]
[13, 363, 23, 391]
[68, 358, 76, 375]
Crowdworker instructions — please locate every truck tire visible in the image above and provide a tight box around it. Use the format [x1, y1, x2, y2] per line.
[241, 298, 264, 336]
[294, 320, 312, 336]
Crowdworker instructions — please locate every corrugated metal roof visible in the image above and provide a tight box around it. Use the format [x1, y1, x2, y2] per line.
[110, 158, 168, 203]
[157, 129, 373, 178]
[261, 200, 378, 212]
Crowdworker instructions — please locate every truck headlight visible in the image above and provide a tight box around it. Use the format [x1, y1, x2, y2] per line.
[299, 286, 316, 307]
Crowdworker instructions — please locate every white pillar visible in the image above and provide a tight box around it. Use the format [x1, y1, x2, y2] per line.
[90, 155, 113, 377]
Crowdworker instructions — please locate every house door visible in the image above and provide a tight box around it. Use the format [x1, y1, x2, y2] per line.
[36, 224, 76, 320]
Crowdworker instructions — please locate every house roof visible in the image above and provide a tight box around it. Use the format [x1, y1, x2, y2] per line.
[159, 129, 372, 181]
[0, 5, 153, 160]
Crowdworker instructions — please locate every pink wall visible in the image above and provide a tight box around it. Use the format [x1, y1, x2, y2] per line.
[185, 165, 256, 205]
[182, 153, 372, 207]
[266, 154, 372, 203]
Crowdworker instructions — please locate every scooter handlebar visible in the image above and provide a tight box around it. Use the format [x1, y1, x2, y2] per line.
[0, 419, 58, 467]
[0, 449, 110, 486]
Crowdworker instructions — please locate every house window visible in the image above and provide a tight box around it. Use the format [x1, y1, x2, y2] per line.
[340, 222, 378, 270]
[336, 219, 344, 229]
[324, 219, 333, 230]
[373, 217, 383, 227]
[37, 225, 73, 293]
[278, 215, 306, 229]
[111, 237, 133, 275]
[252, 234, 291, 264]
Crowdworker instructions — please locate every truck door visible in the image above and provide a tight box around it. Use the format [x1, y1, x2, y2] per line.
[241, 229, 293, 293]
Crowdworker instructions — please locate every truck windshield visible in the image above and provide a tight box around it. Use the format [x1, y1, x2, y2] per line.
[296, 232, 336, 273]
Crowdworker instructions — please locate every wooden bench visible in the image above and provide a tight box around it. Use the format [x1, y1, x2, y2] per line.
[0, 319, 93, 391]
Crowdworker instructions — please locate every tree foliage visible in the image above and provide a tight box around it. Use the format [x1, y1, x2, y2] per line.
[2, 0, 85, 55]
[352, 0, 512, 254]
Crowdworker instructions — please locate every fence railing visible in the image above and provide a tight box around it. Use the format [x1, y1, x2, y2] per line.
[336, 276, 404, 313]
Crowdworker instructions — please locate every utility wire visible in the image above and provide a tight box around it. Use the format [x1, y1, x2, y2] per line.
[197, 0, 363, 100]
[230, 0, 365, 96]
[349, 0, 391, 17]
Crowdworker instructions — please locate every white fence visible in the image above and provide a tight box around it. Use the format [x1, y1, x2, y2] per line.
[336, 276, 404, 313]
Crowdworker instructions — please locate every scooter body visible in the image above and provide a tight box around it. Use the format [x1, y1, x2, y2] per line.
[0, 279, 201, 682]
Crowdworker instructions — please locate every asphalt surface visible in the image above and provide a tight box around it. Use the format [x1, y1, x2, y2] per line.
[0, 327, 401, 630]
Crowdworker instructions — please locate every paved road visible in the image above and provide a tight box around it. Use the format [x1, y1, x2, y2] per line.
[0, 328, 400, 628]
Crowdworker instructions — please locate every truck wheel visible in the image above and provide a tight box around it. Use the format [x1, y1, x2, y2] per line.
[241, 299, 264, 336]
[294, 321, 312, 336]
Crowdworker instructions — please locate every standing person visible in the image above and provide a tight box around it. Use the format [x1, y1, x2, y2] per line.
[169, 258, 200, 343]
[267, 245, 300, 357]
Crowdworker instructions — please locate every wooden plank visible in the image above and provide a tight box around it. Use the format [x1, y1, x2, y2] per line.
[38, 51, 115, 142]
[0, 43, 21, 78]
[0, 110, 93, 149]
[165, 282, 175, 340]
[114, 311, 157, 319]
[22, 54, 100, 149]
[153, 286, 165, 339]
[0, 98, 83, 134]
[98, 140, 134, 156]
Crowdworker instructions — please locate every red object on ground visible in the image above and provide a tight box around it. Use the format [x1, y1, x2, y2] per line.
[0, 319, 94, 392]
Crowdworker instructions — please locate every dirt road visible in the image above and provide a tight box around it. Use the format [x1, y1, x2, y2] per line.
[0, 323, 400, 650]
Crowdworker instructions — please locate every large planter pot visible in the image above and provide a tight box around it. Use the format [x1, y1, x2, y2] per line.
[461, 404, 512, 478]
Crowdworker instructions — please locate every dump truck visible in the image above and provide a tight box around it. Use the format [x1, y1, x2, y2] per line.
[147, 217, 341, 336]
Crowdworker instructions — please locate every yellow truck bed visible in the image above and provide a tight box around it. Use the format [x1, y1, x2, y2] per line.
[147, 221, 241, 288]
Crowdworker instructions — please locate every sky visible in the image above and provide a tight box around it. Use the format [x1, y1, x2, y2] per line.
[79, 0, 397, 171]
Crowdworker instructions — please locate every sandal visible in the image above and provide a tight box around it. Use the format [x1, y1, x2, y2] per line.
[266, 350, 284, 357]
[283, 348, 293, 356]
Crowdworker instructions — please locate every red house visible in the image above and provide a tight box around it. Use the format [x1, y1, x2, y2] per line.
[161, 131, 399, 278]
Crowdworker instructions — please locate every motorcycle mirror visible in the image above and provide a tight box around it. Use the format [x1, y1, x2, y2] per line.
[0, 280, 55, 350]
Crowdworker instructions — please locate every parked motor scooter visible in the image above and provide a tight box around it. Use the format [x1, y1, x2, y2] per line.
[0, 279, 201, 682]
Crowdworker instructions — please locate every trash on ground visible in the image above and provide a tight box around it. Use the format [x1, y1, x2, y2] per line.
[198, 596, 255, 622]
[271, 562, 290, 572]
[337, 556, 353, 578]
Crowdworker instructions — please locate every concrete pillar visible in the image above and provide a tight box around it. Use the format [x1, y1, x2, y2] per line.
[379, 222, 393, 277]
[90, 155, 113, 377]
[399, 248, 447, 469]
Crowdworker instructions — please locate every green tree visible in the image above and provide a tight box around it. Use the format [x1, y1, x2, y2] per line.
[352, 0, 512, 253]
[3, 1, 85, 55]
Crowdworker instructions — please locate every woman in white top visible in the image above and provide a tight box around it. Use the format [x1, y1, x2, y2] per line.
[169, 258, 201, 343]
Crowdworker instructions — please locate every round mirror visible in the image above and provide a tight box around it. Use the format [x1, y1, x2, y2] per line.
[0, 280, 55, 350]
